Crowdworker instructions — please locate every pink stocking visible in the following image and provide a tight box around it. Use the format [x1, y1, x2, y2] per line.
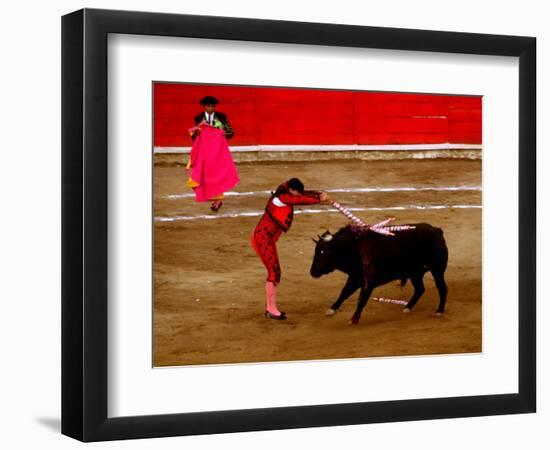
[265, 281, 281, 316]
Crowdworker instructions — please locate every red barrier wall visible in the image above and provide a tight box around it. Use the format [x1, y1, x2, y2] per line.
[154, 83, 482, 147]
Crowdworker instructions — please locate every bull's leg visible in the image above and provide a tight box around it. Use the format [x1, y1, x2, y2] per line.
[431, 269, 448, 315]
[350, 285, 374, 325]
[403, 273, 425, 313]
[326, 276, 361, 316]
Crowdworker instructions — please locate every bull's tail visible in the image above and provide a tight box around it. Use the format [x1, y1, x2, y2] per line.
[436, 228, 448, 272]
[430, 228, 448, 314]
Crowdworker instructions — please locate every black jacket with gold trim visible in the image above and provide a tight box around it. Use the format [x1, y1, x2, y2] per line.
[192, 111, 234, 140]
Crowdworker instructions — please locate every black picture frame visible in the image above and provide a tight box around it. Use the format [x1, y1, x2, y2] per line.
[61, 8, 536, 442]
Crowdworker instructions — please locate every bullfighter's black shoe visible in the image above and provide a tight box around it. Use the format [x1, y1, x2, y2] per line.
[210, 201, 223, 212]
[264, 311, 286, 320]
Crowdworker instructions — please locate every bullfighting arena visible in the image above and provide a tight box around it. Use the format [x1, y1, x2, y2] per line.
[153, 158, 482, 367]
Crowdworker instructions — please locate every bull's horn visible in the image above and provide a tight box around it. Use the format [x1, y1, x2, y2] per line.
[321, 234, 333, 242]
[312, 238, 319, 243]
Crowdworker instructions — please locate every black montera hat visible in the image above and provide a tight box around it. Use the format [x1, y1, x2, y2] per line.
[200, 96, 220, 105]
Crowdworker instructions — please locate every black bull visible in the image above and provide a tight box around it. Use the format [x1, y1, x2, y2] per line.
[310, 223, 448, 324]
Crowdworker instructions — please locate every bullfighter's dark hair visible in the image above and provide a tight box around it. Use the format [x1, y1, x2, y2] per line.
[199, 95, 220, 105]
[287, 178, 305, 193]
[272, 178, 305, 198]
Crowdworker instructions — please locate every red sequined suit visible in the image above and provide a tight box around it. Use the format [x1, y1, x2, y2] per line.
[251, 187, 321, 284]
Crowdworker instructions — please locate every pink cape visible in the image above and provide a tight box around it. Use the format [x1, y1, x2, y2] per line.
[187, 125, 240, 202]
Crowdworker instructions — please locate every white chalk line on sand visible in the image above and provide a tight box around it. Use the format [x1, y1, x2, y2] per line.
[155, 204, 481, 223]
[164, 185, 481, 200]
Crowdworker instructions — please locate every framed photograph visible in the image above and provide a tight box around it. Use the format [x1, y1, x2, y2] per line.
[62, 8, 536, 442]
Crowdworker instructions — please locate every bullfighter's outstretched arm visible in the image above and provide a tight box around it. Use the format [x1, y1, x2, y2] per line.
[277, 191, 321, 205]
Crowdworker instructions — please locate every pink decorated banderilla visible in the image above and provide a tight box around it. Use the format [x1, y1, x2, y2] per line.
[373, 297, 408, 306]
[330, 201, 416, 236]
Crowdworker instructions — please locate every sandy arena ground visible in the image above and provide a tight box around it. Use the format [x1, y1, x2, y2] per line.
[153, 158, 482, 366]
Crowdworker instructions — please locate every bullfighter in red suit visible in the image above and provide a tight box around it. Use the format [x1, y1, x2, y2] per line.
[251, 178, 331, 320]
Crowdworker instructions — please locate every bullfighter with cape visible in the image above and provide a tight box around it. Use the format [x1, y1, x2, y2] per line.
[186, 96, 239, 211]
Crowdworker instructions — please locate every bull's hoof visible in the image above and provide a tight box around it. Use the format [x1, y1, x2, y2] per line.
[325, 308, 337, 317]
[349, 317, 360, 325]
[402, 307, 412, 314]
[434, 311, 444, 317]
